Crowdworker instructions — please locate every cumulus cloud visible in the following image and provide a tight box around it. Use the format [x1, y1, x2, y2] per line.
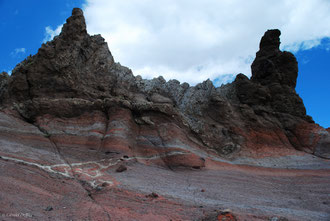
[43, 25, 62, 42]
[78, 0, 329, 85]
[10, 48, 26, 57]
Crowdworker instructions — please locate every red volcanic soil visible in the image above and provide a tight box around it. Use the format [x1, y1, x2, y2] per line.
[0, 110, 330, 221]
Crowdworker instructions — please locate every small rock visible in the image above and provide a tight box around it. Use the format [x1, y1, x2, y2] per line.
[146, 192, 159, 198]
[95, 186, 102, 191]
[45, 206, 53, 211]
[105, 151, 119, 155]
[102, 182, 109, 187]
[201, 189, 205, 192]
[116, 165, 127, 172]
[217, 209, 236, 221]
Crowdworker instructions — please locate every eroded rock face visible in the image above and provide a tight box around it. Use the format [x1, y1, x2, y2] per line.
[7, 8, 115, 103]
[0, 72, 9, 105]
[1, 9, 329, 161]
[1, 8, 330, 221]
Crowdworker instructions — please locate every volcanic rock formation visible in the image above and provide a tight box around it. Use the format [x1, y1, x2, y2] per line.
[0, 8, 329, 220]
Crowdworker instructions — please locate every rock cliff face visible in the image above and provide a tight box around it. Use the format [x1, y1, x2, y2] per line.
[2, 9, 328, 161]
[0, 8, 329, 220]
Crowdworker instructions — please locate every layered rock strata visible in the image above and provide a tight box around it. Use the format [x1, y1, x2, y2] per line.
[0, 8, 329, 220]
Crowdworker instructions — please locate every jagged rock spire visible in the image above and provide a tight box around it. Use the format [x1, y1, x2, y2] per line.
[6, 8, 114, 103]
[259, 29, 281, 53]
[59, 8, 87, 40]
[251, 29, 298, 88]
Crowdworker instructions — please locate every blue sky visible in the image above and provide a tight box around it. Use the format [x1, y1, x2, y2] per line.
[0, 0, 329, 128]
[295, 39, 330, 128]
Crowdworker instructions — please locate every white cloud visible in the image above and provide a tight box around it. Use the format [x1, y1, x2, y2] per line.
[10, 48, 26, 57]
[43, 25, 62, 42]
[15, 48, 25, 53]
[77, 0, 330, 85]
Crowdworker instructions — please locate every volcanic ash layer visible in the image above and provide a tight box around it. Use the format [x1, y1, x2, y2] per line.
[0, 8, 329, 221]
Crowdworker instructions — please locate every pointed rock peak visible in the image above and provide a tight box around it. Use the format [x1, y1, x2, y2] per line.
[60, 8, 87, 40]
[259, 29, 281, 52]
[251, 29, 298, 88]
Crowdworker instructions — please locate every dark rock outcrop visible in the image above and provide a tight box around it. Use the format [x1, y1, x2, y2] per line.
[1, 8, 330, 221]
[1, 9, 328, 160]
[0, 72, 9, 105]
[250, 29, 306, 118]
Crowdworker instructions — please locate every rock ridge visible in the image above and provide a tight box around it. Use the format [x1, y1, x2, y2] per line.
[0, 8, 329, 160]
[1, 8, 330, 221]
